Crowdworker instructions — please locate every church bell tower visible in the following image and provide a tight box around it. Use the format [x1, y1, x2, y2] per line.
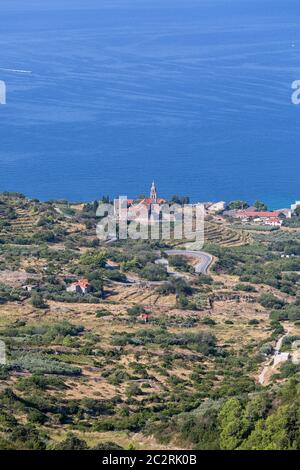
[150, 181, 157, 203]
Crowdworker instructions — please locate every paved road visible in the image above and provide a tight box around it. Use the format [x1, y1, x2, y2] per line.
[164, 250, 213, 275]
[103, 239, 213, 274]
[105, 248, 213, 287]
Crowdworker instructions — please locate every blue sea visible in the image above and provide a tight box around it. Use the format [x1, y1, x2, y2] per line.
[0, 0, 300, 208]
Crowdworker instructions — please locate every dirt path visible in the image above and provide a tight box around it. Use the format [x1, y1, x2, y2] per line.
[258, 328, 292, 385]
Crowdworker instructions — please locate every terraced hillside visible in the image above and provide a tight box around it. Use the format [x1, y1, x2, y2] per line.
[171, 221, 251, 249]
[0, 194, 88, 245]
[204, 222, 251, 247]
[0, 194, 52, 240]
[5, 206, 40, 235]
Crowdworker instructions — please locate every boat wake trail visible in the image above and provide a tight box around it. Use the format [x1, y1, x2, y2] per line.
[0, 68, 32, 74]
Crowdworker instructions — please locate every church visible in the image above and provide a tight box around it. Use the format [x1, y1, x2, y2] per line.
[126, 181, 166, 222]
[114, 181, 166, 219]
[135, 181, 166, 207]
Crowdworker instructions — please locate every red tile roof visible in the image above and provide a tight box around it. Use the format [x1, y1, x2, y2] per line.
[72, 278, 90, 288]
[138, 314, 150, 321]
[139, 198, 153, 206]
[129, 198, 166, 206]
[238, 211, 281, 218]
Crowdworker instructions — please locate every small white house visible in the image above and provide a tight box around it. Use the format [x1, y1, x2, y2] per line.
[207, 201, 226, 214]
[264, 217, 282, 227]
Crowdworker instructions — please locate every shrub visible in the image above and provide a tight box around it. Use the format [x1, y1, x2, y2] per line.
[269, 310, 288, 321]
[127, 304, 147, 317]
[195, 274, 213, 285]
[80, 251, 107, 269]
[96, 309, 110, 318]
[248, 319, 260, 325]
[105, 270, 127, 283]
[176, 294, 189, 309]
[126, 383, 143, 398]
[168, 255, 190, 271]
[10, 354, 81, 376]
[158, 278, 193, 296]
[260, 343, 274, 356]
[259, 293, 285, 310]
[17, 375, 66, 391]
[55, 436, 88, 450]
[140, 263, 168, 281]
[92, 442, 124, 450]
[235, 284, 256, 292]
[31, 293, 47, 309]
[27, 409, 47, 424]
[202, 317, 216, 326]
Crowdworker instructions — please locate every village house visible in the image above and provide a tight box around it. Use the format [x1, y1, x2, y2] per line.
[22, 284, 38, 292]
[138, 313, 150, 323]
[233, 210, 284, 226]
[236, 210, 281, 219]
[206, 201, 226, 214]
[66, 278, 91, 294]
[279, 208, 292, 219]
[264, 217, 283, 227]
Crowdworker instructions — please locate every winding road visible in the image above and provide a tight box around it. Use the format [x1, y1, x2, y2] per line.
[164, 250, 213, 275]
[106, 249, 213, 287]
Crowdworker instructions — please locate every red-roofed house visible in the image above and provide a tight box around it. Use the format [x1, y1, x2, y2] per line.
[237, 211, 281, 219]
[67, 278, 92, 294]
[138, 313, 150, 323]
[264, 217, 282, 227]
[235, 210, 284, 227]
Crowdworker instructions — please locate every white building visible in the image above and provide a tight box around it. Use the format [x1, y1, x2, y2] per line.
[207, 201, 226, 214]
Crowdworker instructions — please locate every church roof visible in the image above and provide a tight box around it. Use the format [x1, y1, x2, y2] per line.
[135, 198, 165, 206]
